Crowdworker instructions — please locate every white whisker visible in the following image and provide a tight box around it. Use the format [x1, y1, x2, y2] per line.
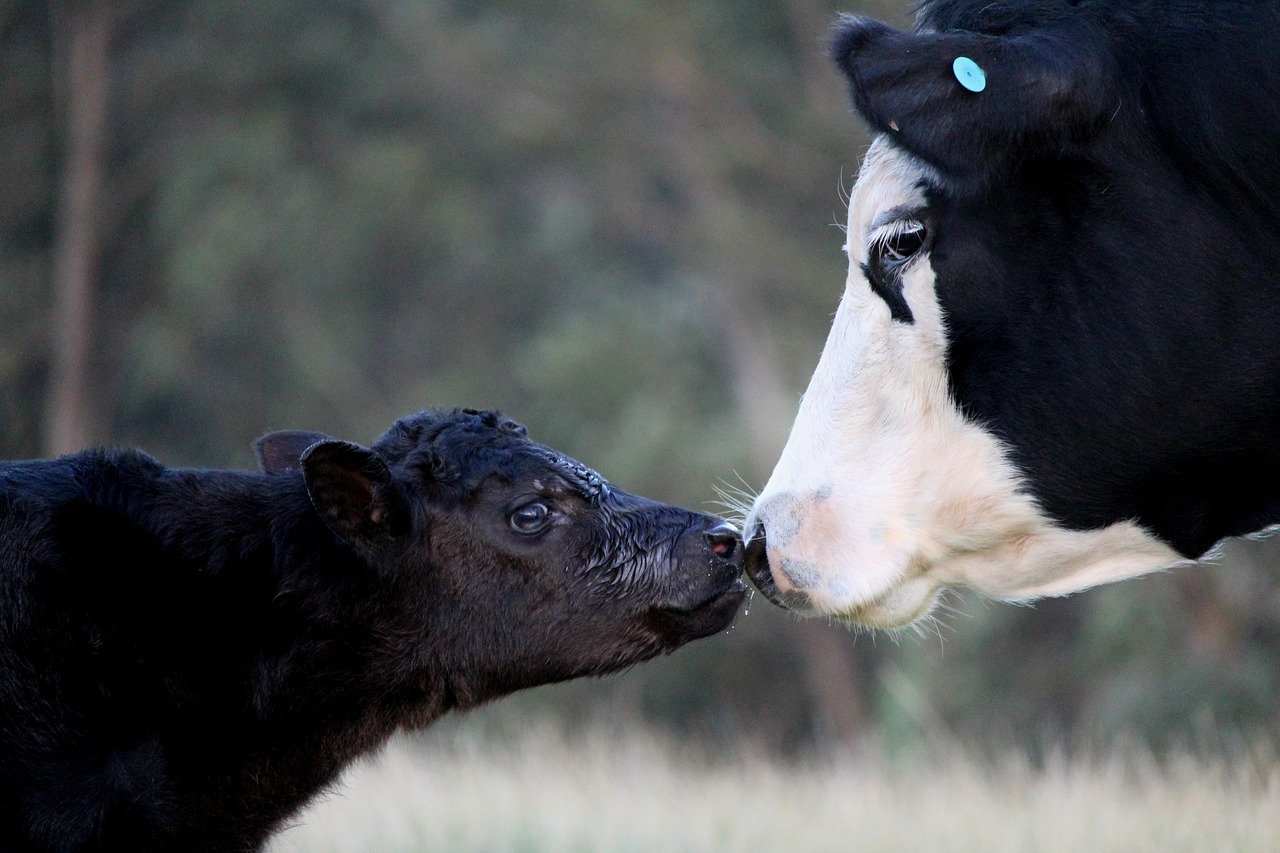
[709, 472, 762, 528]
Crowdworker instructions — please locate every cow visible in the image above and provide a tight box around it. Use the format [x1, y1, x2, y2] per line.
[744, 0, 1280, 628]
[0, 408, 746, 852]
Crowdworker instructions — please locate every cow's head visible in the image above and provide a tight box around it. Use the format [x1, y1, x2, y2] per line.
[745, 3, 1280, 627]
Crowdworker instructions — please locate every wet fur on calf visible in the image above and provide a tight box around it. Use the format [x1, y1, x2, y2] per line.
[0, 408, 745, 852]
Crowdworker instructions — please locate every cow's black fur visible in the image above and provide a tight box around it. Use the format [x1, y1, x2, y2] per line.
[830, 1, 1280, 557]
[0, 408, 745, 852]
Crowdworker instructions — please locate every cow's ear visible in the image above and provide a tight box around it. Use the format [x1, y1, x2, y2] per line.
[300, 440, 410, 545]
[254, 429, 333, 474]
[830, 14, 1118, 186]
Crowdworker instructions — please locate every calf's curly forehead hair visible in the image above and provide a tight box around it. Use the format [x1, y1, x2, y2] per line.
[371, 408, 605, 500]
[374, 408, 525, 453]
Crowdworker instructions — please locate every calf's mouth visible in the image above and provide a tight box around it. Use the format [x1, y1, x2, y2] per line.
[645, 520, 747, 643]
[647, 579, 747, 644]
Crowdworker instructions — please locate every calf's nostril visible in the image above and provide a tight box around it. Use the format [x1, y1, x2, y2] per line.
[702, 521, 739, 559]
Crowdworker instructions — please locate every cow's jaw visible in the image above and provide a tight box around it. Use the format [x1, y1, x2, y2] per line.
[744, 139, 1182, 628]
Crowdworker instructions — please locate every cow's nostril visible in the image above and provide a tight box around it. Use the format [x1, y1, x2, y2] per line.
[703, 521, 739, 559]
[744, 523, 767, 570]
[743, 522, 785, 603]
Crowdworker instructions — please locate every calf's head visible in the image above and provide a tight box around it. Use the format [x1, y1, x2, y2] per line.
[747, 3, 1280, 627]
[259, 408, 746, 704]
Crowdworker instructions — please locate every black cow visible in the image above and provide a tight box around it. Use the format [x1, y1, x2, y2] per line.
[0, 408, 745, 851]
[745, 0, 1280, 627]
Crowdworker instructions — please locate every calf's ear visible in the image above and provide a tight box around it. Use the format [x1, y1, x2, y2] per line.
[830, 14, 1118, 187]
[300, 440, 410, 545]
[255, 429, 333, 474]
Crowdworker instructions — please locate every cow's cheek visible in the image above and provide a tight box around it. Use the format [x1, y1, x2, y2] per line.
[747, 285, 937, 620]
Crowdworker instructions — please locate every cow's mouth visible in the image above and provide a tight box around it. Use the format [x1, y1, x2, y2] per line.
[744, 529, 935, 626]
[744, 532, 812, 611]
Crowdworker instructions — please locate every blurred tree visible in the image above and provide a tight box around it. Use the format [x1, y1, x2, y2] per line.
[0, 1, 55, 459]
[43, 0, 115, 455]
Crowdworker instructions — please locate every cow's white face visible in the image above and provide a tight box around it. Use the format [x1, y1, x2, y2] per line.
[744, 138, 1182, 628]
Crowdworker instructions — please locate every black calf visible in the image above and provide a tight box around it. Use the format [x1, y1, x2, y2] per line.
[0, 408, 745, 852]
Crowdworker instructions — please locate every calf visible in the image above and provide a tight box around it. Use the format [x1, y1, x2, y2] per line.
[746, 0, 1280, 627]
[0, 408, 745, 852]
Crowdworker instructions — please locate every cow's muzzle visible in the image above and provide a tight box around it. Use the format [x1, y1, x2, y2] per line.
[744, 522, 814, 612]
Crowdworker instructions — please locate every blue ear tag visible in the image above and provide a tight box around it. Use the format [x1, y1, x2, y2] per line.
[953, 56, 986, 92]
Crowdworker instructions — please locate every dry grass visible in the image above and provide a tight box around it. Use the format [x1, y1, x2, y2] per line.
[267, 717, 1280, 853]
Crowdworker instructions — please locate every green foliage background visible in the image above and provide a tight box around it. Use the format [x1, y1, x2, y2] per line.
[4, 0, 1279, 755]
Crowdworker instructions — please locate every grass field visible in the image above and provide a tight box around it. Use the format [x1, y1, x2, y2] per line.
[267, 713, 1280, 853]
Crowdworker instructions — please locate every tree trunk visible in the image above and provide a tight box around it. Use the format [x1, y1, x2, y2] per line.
[44, 0, 113, 456]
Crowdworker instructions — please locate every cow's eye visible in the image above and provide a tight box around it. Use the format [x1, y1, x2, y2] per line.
[871, 219, 927, 265]
[862, 217, 928, 324]
[509, 502, 553, 535]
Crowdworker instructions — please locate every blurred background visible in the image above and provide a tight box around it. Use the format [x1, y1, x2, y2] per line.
[6, 0, 1280, 771]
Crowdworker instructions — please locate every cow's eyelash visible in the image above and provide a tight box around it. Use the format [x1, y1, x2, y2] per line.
[866, 219, 927, 260]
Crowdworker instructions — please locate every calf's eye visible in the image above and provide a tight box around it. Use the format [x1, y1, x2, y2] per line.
[509, 502, 552, 535]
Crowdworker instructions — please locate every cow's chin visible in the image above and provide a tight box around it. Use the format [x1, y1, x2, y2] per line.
[823, 577, 940, 629]
[745, 538, 939, 628]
